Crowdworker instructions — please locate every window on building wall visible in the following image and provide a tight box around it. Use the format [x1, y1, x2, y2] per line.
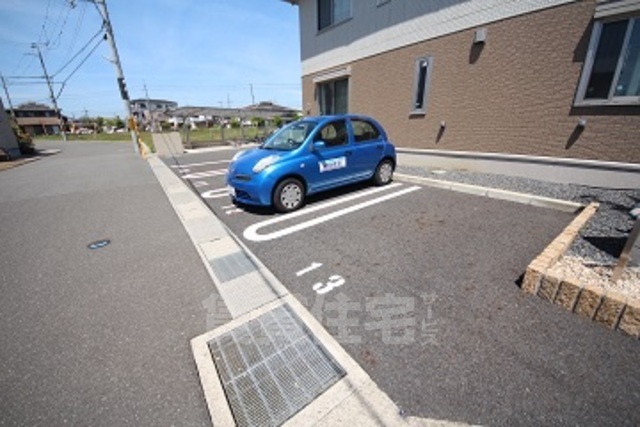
[575, 16, 640, 105]
[412, 56, 433, 114]
[318, 0, 351, 31]
[318, 78, 349, 115]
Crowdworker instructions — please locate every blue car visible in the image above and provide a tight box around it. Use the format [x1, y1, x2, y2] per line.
[226, 114, 396, 212]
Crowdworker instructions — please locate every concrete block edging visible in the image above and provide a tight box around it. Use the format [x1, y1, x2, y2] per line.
[521, 202, 640, 338]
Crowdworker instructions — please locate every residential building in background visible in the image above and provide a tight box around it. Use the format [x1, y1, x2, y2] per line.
[167, 102, 300, 129]
[8, 102, 64, 137]
[285, 0, 640, 165]
[131, 98, 178, 130]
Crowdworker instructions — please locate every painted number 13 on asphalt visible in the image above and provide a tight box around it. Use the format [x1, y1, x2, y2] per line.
[296, 262, 345, 295]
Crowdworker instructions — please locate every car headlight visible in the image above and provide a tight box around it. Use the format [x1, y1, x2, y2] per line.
[252, 155, 280, 173]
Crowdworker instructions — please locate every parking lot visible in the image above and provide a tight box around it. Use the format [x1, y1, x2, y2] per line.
[165, 148, 640, 426]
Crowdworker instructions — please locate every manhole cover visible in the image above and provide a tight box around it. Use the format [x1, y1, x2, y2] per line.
[208, 305, 345, 427]
[87, 239, 110, 250]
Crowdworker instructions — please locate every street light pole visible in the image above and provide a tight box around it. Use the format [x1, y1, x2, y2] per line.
[32, 44, 67, 141]
[93, 0, 139, 154]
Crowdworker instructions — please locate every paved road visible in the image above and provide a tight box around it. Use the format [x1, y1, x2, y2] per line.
[0, 141, 227, 426]
[165, 149, 640, 427]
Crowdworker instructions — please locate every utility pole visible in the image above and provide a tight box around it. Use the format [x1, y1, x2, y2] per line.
[143, 83, 155, 132]
[93, 0, 139, 154]
[32, 44, 67, 141]
[250, 83, 255, 105]
[0, 74, 16, 119]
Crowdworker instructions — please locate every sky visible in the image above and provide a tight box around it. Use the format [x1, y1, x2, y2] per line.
[0, 0, 302, 119]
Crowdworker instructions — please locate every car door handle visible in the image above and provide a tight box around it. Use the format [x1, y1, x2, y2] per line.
[376, 145, 383, 150]
[345, 150, 352, 156]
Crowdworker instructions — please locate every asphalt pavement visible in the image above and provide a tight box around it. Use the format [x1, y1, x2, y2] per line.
[2, 140, 638, 427]
[164, 148, 640, 427]
[0, 141, 226, 426]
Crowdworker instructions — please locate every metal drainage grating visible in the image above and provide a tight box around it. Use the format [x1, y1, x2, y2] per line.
[208, 304, 345, 427]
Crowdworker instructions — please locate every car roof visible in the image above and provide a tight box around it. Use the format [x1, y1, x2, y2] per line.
[303, 114, 381, 125]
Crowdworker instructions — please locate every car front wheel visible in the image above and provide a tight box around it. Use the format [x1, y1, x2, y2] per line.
[273, 178, 305, 212]
[373, 159, 394, 186]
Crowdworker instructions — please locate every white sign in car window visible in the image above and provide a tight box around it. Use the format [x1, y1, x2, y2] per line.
[319, 156, 347, 173]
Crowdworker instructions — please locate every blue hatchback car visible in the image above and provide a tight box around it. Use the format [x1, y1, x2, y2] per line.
[226, 114, 396, 212]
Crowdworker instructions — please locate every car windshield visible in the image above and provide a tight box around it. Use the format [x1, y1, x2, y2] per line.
[261, 120, 318, 151]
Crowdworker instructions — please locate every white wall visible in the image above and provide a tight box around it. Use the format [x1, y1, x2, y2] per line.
[0, 98, 20, 158]
[298, 0, 576, 76]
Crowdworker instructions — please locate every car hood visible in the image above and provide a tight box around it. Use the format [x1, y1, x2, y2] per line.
[230, 148, 293, 175]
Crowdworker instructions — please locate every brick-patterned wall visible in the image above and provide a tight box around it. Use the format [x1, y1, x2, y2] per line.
[302, 0, 640, 164]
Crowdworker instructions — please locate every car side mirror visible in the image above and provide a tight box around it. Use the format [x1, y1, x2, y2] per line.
[312, 141, 326, 151]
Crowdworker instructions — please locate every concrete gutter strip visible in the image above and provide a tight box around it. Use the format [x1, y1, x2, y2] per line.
[147, 154, 475, 426]
[394, 173, 584, 213]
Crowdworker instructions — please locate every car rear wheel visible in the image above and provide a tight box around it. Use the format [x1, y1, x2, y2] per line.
[373, 159, 394, 186]
[273, 178, 305, 212]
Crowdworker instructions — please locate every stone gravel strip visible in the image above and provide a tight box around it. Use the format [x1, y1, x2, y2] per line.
[395, 172, 583, 213]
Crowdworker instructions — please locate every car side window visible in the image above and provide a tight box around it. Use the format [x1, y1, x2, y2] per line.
[314, 120, 348, 148]
[352, 119, 381, 143]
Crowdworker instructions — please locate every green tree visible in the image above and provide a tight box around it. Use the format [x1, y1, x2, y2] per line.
[10, 119, 35, 155]
[95, 116, 105, 133]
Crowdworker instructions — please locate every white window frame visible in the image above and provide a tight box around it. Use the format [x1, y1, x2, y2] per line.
[574, 16, 640, 106]
[411, 56, 434, 115]
[317, 0, 352, 32]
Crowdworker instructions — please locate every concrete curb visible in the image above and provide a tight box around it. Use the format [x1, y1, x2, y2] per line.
[521, 202, 640, 338]
[394, 173, 583, 213]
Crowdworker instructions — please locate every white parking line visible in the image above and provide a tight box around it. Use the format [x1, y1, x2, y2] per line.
[171, 159, 230, 168]
[182, 169, 227, 180]
[243, 184, 421, 242]
[201, 188, 231, 199]
[193, 181, 209, 188]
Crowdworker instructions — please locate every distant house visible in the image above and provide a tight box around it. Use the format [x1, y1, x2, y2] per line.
[283, 0, 640, 165]
[242, 101, 300, 123]
[167, 102, 300, 130]
[10, 103, 64, 136]
[131, 99, 178, 130]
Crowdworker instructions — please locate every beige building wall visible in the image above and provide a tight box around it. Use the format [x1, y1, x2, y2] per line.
[0, 98, 20, 158]
[302, 1, 640, 164]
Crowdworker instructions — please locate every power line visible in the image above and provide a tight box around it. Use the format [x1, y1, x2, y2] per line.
[38, 0, 53, 45]
[47, 3, 73, 49]
[65, 1, 88, 57]
[52, 25, 105, 76]
[56, 35, 105, 99]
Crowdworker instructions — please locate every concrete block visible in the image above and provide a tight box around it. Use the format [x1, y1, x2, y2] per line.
[554, 279, 581, 311]
[574, 284, 604, 320]
[618, 304, 640, 338]
[522, 267, 543, 294]
[594, 293, 627, 329]
[538, 274, 561, 302]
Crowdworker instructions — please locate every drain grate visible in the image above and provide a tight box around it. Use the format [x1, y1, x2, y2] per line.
[208, 305, 345, 427]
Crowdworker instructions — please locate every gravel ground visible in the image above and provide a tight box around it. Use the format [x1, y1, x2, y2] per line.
[397, 165, 640, 269]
